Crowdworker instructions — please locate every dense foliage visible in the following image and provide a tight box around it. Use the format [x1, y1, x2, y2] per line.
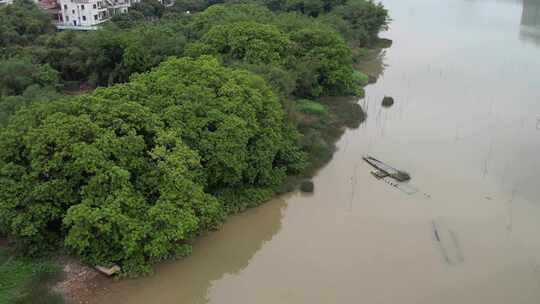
[0, 0, 55, 52]
[0, 57, 61, 125]
[32, 24, 187, 86]
[0, 57, 303, 272]
[0, 57, 59, 96]
[0, 0, 388, 274]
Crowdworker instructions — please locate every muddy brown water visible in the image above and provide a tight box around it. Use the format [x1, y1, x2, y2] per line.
[95, 0, 540, 303]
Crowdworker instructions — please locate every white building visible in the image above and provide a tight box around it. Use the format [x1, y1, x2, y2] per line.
[0, 0, 15, 6]
[1, 0, 146, 30]
[57, 0, 140, 30]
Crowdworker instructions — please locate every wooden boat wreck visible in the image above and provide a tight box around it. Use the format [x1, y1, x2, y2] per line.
[363, 155, 411, 182]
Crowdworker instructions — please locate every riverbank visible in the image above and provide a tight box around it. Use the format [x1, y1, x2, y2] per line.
[280, 36, 394, 192]
[279, 96, 367, 193]
[53, 259, 106, 304]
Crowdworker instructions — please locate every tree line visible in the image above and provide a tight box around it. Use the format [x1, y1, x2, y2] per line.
[0, 0, 388, 274]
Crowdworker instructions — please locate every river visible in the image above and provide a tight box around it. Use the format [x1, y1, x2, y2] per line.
[95, 0, 540, 303]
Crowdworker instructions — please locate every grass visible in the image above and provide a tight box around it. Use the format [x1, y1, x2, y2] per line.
[353, 70, 369, 87]
[0, 248, 63, 304]
[295, 99, 328, 116]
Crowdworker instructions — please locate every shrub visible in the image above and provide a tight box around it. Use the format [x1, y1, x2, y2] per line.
[353, 70, 370, 88]
[296, 100, 328, 116]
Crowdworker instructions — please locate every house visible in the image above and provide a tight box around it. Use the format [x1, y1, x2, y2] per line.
[1, 0, 144, 30]
[0, 0, 15, 6]
[57, 0, 140, 30]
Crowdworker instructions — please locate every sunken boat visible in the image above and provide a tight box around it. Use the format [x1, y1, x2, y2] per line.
[363, 155, 411, 182]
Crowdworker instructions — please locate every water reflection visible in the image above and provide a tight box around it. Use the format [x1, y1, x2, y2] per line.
[96, 199, 287, 304]
[355, 40, 390, 83]
[520, 0, 540, 46]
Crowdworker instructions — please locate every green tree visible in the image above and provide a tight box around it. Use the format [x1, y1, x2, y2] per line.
[330, 0, 389, 46]
[202, 21, 289, 65]
[285, 0, 325, 16]
[35, 31, 92, 83]
[0, 56, 304, 272]
[232, 62, 297, 98]
[276, 0, 346, 16]
[0, 0, 55, 49]
[97, 56, 304, 194]
[172, 0, 211, 12]
[120, 25, 186, 79]
[131, 0, 166, 19]
[0, 57, 60, 96]
[289, 27, 362, 96]
[111, 10, 146, 29]
[0, 85, 62, 126]
[190, 4, 274, 37]
[35, 24, 186, 86]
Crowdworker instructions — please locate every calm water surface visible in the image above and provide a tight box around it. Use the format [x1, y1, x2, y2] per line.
[97, 0, 540, 303]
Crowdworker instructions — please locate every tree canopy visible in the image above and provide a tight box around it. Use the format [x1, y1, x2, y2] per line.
[0, 57, 59, 96]
[0, 0, 388, 274]
[202, 21, 289, 65]
[0, 57, 304, 272]
[0, 0, 55, 52]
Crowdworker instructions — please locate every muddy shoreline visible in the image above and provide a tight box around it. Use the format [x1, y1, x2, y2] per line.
[53, 259, 104, 304]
